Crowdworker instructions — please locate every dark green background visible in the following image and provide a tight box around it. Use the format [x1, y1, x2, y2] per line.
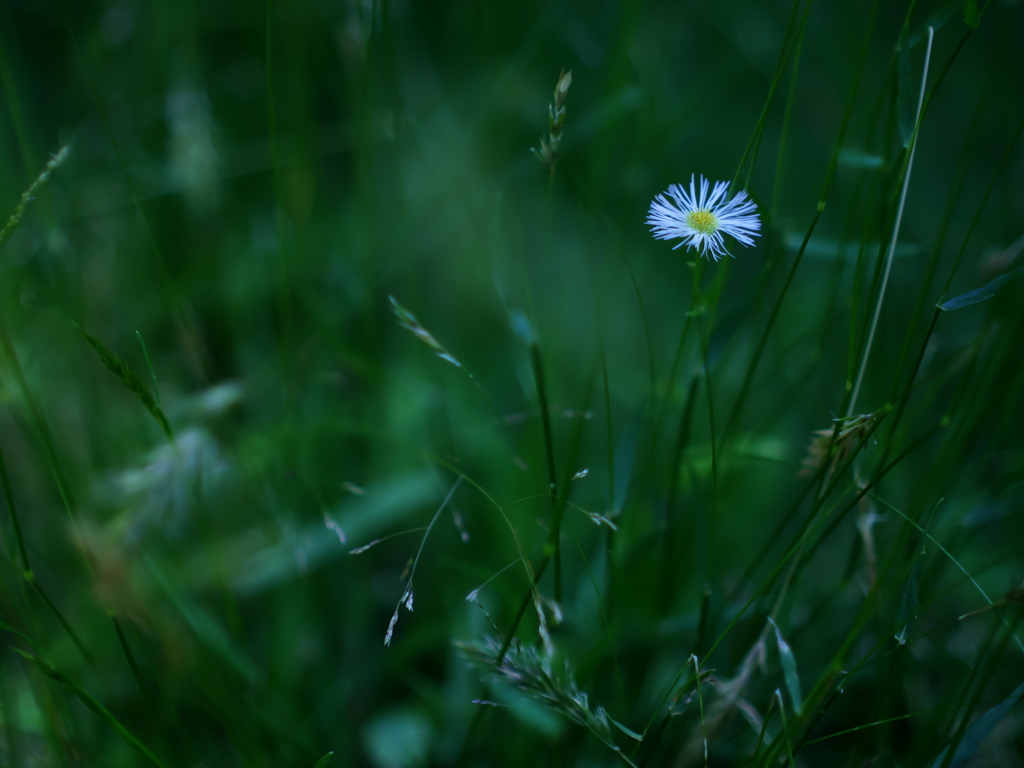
[1, 0, 1022, 766]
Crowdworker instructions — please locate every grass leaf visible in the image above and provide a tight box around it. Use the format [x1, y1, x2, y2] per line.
[611, 718, 643, 741]
[769, 618, 803, 715]
[931, 680, 1024, 767]
[611, 398, 645, 515]
[894, 565, 920, 645]
[897, 20, 916, 147]
[939, 266, 1023, 311]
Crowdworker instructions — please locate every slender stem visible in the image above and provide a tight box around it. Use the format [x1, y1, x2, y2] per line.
[0, 314, 77, 519]
[848, 27, 934, 417]
[496, 555, 550, 665]
[0, 443, 31, 577]
[696, 316, 719, 587]
[530, 344, 561, 601]
[732, 0, 811, 191]
[405, 476, 464, 596]
[723, 209, 822, 441]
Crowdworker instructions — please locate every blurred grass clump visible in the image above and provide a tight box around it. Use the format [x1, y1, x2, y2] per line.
[1, 0, 1023, 766]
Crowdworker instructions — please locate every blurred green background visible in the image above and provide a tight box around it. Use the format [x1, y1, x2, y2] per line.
[2, 0, 1023, 766]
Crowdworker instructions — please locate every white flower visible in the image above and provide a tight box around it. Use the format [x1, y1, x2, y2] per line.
[646, 174, 761, 261]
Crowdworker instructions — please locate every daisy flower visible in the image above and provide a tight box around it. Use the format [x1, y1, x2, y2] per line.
[646, 174, 761, 261]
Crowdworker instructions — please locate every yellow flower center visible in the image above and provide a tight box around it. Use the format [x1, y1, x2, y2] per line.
[686, 209, 719, 235]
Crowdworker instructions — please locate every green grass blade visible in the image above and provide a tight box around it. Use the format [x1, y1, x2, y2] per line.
[15, 651, 169, 768]
[769, 618, 803, 715]
[939, 265, 1024, 311]
[931, 680, 1024, 768]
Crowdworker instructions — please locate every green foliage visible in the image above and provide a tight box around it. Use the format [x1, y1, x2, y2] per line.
[1, 0, 1022, 766]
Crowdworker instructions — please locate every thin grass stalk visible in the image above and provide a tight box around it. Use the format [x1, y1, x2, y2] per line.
[937, 117, 1024, 299]
[29, 580, 97, 670]
[0, 453, 97, 670]
[725, 0, 879, 442]
[601, 346, 615, 520]
[755, 508, 921, 766]
[788, 671, 850, 755]
[385, 476, 463, 646]
[719, 417, 902, 733]
[874, 488, 1023, 637]
[495, 568, 545, 665]
[848, 27, 934, 417]
[17, 651, 169, 768]
[732, 0, 812, 191]
[19, 665, 77, 765]
[649, 255, 707, 481]
[883, 81, 986, 401]
[695, 315, 719, 588]
[813, 92, 881, 361]
[702, 422, 932, 675]
[530, 344, 562, 600]
[743, 1, 813, 193]
[652, 302, 695, 455]
[815, 0, 881, 204]
[559, 376, 595, 487]
[0, 317, 77, 519]
[773, 689, 796, 768]
[579, 198, 624, 535]
[751, 692, 775, 763]
[722, 209, 822, 441]
[62, 16, 208, 379]
[916, 15, 983, 128]
[769, 21, 806, 219]
[953, 332, 1023, 453]
[0, 659, 20, 766]
[873, 119, 1021, 500]
[621, 250, 658, 399]
[934, 603, 1022, 768]
[659, 374, 698, 608]
[597, 325, 620, 624]
[0, 35, 40, 180]
[0, 444, 31, 578]
[389, 295, 541, 491]
[111, 615, 149, 697]
[726, 434, 837, 595]
[0, 145, 79, 522]
[265, 0, 296, 411]
[569, 535, 623, 692]
[842, 70, 892, 387]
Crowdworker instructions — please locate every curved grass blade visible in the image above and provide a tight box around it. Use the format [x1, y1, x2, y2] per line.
[611, 397, 645, 516]
[938, 265, 1023, 311]
[768, 618, 803, 715]
[894, 564, 920, 646]
[15, 650, 169, 768]
[931, 680, 1024, 768]
[897, 19, 916, 147]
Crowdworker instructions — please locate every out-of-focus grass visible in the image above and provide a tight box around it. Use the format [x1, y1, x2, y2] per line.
[1, 1, 1023, 766]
